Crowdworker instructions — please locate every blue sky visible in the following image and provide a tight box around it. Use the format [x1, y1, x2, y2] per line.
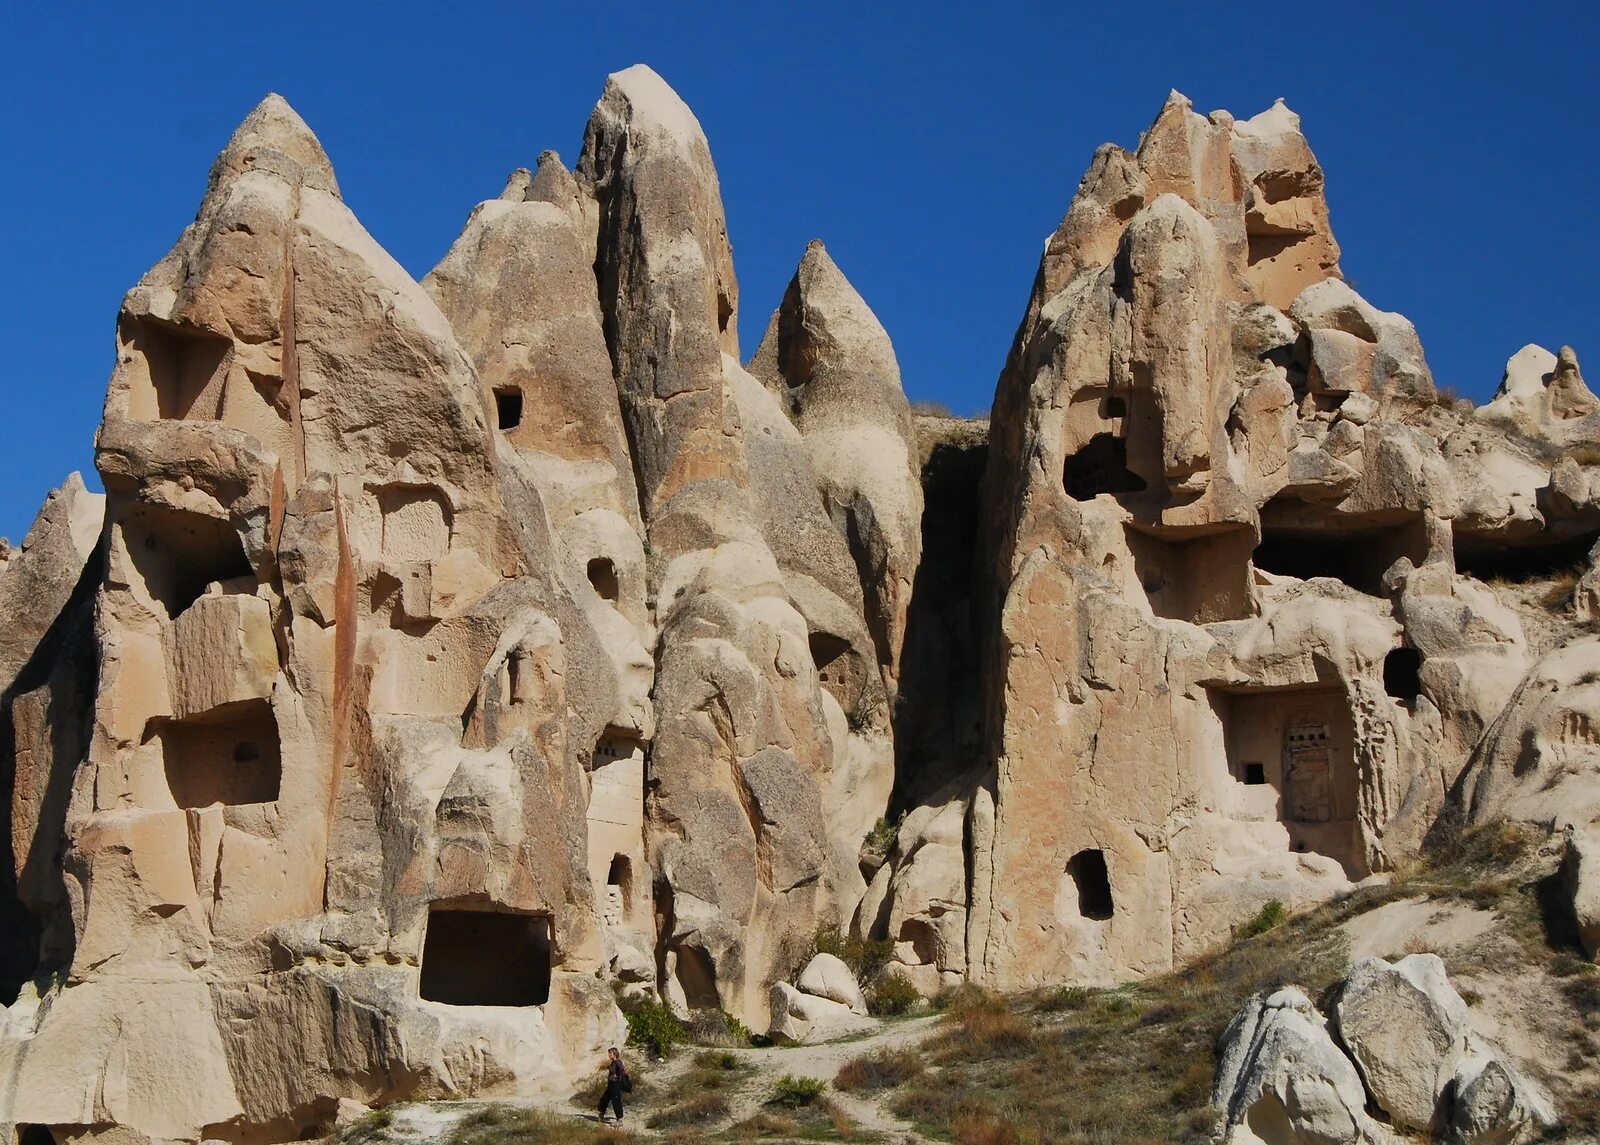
[1, 1, 1594, 541]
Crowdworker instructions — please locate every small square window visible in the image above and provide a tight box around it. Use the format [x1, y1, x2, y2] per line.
[1243, 762, 1266, 786]
[494, 387, 523, 431]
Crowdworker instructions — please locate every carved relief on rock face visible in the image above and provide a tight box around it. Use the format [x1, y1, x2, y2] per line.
[1285, 715, 1335, 824]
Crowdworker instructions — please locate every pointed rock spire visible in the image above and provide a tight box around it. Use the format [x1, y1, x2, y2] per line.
[752, 240, 922, 690]
[208, 92, 339, 197]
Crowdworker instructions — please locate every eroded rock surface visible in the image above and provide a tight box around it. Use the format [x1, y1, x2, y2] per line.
[1, 73, 1595, 1143]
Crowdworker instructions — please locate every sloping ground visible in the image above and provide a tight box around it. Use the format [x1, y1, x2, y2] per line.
[334, 824, 1596, 1145]
[337, 1016, 944, 1144]
[881, 823, 1598, 1145]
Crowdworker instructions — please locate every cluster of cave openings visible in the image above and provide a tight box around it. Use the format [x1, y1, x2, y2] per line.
[493, 386, 523, 431]
[587, 557, 620, 603]
[160, 698, 282, 809]
[419, 906, 552, 1006]
[121, 503, 253, 620]
[1066, 849, 1114, 921]
[1453, 528, 1600, 585]
[1252, 513, 1427, 598]
[124, 315, 232, 421]
[1216, 685, 1363, 877]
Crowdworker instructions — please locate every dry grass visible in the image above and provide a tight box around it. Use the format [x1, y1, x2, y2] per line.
[644, 1090, 731, 1129]
[892, 821, 1587, 1145]
[729, 1110, 800, 1138]
[441, 1105, 635, 1145]
[835, 1046, 925, 1092]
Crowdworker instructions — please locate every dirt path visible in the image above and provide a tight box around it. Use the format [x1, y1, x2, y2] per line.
[715, 1015, 942, 1141]
[510, 1013, 945, 1141]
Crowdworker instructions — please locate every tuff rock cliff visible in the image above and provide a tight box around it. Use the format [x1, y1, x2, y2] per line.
[2, 69, 1597, 1143]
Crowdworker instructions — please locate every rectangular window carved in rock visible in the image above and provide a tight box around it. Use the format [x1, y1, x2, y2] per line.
[419, 907, 551, 1007]
[494, 386, 523, 431]
[160, 698, 282, 808]
[123, 315, 232, 421]
[1067, 849, 1114, 921]
[120, 503, 254, 621]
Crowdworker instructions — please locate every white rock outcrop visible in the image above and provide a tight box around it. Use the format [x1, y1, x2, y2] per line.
[1214, 986, 1391, 1145]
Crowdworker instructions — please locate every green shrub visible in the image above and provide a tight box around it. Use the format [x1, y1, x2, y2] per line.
[867, 970, 920, 1016]
[1237, 900, 1288, 939]
[694, 1049, 743, 1071]
[623, 996, 686, 1058]
[443, 1105, 633, 1145]
[814, 926, 895, 983]
[863, 814, 902, 859]
[683, 1006, 752, 1047]
[1035, 985, 1092, 1013]
[768, 1074, 827, 1108]
[932, 982, 995, 1014]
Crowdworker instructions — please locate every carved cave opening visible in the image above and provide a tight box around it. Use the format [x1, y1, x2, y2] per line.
[419, 907, 551, 1006]
[587, 557, 620, 603]
[493, 386, 523, 431]
[809, 631, 864, 714]
[1253, 507, 1427, 598]
[605, 854, 634, 927]
[124, 315, 232, 421]
[1383, 647, 1423, 704]
[673, 943, 720, 1010]
[898, 917, 940, 963]
[121, 504, 253, 620]
[1453, 527, 1600, 585]
[1212, 684, 1365, 878]
[160, 698, 282, 809]
[1125, 525, 1255, 624]
[16, 1127, 58, 1145]
[592, 726, 643, 770]
[1067, 849, 1114, 921]
[1065, 434, 1148, 502]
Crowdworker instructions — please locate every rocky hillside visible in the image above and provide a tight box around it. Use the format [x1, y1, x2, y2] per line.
[1, 67, 1597, 1144]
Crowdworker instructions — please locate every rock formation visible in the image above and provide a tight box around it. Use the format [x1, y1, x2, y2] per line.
[1216, 956, 1553, 1143]
[2, 71, 1598, 1143]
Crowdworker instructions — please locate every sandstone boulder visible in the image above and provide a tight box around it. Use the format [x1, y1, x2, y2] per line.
[767, 980, 874, 1044]
[797, 952, 867, 1014]
[1448, 1051, 1555, 1145]
[1562, 825, 1600, 959]
[1213, 986, 1389, 1144]
[1332, 954, 1470, 1131]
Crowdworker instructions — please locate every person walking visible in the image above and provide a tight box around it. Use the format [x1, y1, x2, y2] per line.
[597, 1046, 630, 1125]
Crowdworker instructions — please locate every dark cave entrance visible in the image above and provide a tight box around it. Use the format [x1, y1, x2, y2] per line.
[1065, 434, 1148, 502]
[1067, 849, 1114, 921]
[419, 907, 552, 1007]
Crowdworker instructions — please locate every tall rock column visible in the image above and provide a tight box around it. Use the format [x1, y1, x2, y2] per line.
[580, 66, 842, 1023]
